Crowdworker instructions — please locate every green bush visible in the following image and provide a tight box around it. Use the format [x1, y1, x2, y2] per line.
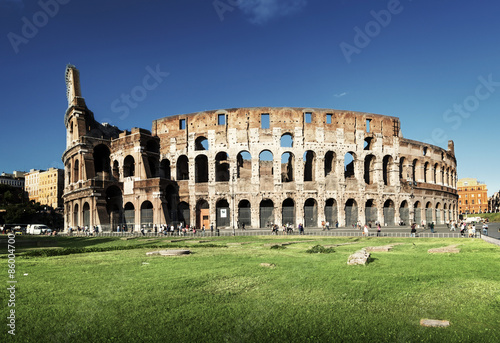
[306, 245, 335, 254]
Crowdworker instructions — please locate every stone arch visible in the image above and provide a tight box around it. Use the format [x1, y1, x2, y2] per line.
[238, 200, 251, 228]
[364, 154, 376, 184]
[304, 198, 318, 227]
[303, 151, 316, 182]
[281, 152, 294, 182]
[123, 202, 135, 229]
[423, 162, 430, 183]
[282, 198, 295, 226]
[412, 159, 419, 181]
[237, 151, 252, 179]
[196, 199, 210, 230]
[195, 155, 209, 183]
[123, 155, 135, 177]
[176, 155, 189, 181]
[140, 201, 154, 228]
[399, 156, 407, 180]
[344, 152, 356, 179]
[73, 203, 79, 226]
[383, 155, 393, 186]
[178, 202, 190, 227]
[280, 133, 293, 148]
[73, 159, 80, 182]
[106, 185, 123, 229]
[112, 160, 120, 180]
[364, 137, 373, 150]
[400, 200, 409, 225]
[324, 198, 338, 225]
[160, 159, 171, 180]
[148, 156, 159, 178]
[324, 151, 336, 177]
[435, 202, 442, 224]
[425, 201, 433, 224]
[413, 201, 422, 225]
[259, 199, 274, 228]
[259, 150, 273, 178]
[345, 198, 358, 227]
[82, 202, 90, 227]
[383, 199, 395, 226]
[195, 136, 209, 151]
[365, 199, 378, 225]
[215, 151, 230, 182]
[216, 199, 230, 227]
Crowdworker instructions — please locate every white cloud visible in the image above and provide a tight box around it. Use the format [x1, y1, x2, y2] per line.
[334, 92, 348, 98]
[237, 0, 308, 25]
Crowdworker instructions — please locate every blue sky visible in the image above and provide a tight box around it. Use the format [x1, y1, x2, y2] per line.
[1, 0, 499, 195]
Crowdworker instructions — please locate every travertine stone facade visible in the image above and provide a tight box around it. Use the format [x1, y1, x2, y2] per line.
[62, 66, 458, 231]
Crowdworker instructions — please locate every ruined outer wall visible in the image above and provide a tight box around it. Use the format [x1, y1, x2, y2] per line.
[152, 107, 458, 228]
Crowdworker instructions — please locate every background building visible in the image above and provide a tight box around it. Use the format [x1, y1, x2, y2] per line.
[25, 168, 64, 209]
[457, 178, 488, 214]
[0, 171, 26, 188]
[62, 65, 459, 232]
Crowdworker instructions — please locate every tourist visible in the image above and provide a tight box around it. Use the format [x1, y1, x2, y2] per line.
[326, 221, 330, 230]
[376, 223, 381, 237]
[410, 223, 416, 237]
[363, 224, 369, 236]
[430, 222, 435, 233]
[482, 222, 488, 236]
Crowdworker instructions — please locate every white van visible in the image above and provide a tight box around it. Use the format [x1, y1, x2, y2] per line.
[26, 224, 52, 235]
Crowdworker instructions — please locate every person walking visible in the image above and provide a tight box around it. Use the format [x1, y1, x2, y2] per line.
[363, 224, 369, 236]
[376, 223, 381, 237]
[410, 223, 416, 237]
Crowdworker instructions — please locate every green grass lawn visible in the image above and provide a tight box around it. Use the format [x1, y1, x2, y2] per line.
[1, 235, 499, 342]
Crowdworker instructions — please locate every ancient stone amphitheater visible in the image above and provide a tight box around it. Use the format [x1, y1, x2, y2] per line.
[63, 66, 458, 231]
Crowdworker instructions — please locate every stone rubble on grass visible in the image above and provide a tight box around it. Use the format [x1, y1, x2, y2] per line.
[347, 249, 370, 265]
[420, 319, 450, 327]
[146, 249, 191, 256]
[427, 245, 460, 253]
[260, 263, 276, 268]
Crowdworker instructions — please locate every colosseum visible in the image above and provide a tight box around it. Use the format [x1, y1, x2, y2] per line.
[62, 65, 458, 231]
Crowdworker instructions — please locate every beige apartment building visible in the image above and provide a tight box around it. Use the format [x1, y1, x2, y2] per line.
[25, 168, 64, 209]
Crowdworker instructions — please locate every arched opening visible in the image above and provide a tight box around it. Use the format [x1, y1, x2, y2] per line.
[74, 159, 80, 182]
[282, 198, 295, 226]
[364, 154, 376, 184]
[216, 199, 230, 228]
[83, 202, 90, 227]
[160, 159, 171, 180]
[383, 199, 395, 226]
[123, 202, 135, 230]
[280, 133, 293, 148]
[195, 136, 209, 151]
[178, 202, 190, 227]
[324, 198, 338, 226]
[215, 152, 230, 182]
[123, 156, 135, 177]
[344, 152, 355, 179]
[433, 163, 438, 184]
[93, 144, 111, 177]
[164, 184, 179, 225]
[259, 150, 273, 179]
[148, 156, 158, 178]
[67, 162, 72, 184]
[176, 155, 189, 181]
[140, 201, 154, 229]
[364, 137, 373, 150]
[145, 139, 160, 154]
[195, 155, 208, 183]
[73, 203, 79, 226]
[400, 201, 409, 226]
[324, 151, 336, 177]
[281, 152, 294, 182]
[238, 200, 251, 228]
[423, 162, 429, 183]
[413, 201, 422, 225]
[425, 202, 433, 224]
[303, 151, 316, 182]
[237, 151, 252, 179]
[435, 203, 442, 225]
[259, 199, 274, 228]
[106, 185, 123, 229]
[443, 203, 448, 223]
[383, 155, 393, 186]
[304, 198, 317, 227]
[365, 199, 377, 225]
[196, 199, 210, 230]
[412, 159, 418, 181]
[399, 157, 406, 180]
[345, 199, 358, 227]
